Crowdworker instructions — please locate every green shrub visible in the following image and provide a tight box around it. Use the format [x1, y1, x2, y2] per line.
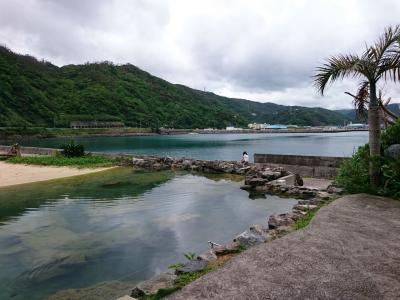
[335, 120, 400, 199]
[381, 119, 400, 149]
[380, 158, 400, 199]
[335, 144, 372, 194]
[60, 141, 85, 157]
[7, 155, 114, 168]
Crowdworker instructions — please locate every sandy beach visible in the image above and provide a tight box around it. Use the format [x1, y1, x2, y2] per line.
[0, 161, 113, 188]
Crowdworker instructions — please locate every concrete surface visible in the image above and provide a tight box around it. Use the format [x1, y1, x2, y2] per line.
[303, 177, 332, 190]
[168, 194, 400, 300]
[254, 153, 347, 179]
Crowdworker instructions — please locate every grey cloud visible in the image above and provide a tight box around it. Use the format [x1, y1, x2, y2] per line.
[0, 0, 400, 109]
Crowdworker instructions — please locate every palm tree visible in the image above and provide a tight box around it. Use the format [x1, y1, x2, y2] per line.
[314, 25, 400, 187]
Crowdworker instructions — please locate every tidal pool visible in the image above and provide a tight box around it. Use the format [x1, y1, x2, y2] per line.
[0, 168, 297, 299]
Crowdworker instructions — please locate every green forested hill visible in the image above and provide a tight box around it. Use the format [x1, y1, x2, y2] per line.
[0, 46, 350, 128]
[336, 103, 400, 123]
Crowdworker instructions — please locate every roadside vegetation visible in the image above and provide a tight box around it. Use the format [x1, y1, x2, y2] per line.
[336, 119, 400, 199]
[5, 141, 115, 168]
[314, 25, 400, 187]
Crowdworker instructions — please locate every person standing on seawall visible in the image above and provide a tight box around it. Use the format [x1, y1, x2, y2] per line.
[241, 151, 249, 165]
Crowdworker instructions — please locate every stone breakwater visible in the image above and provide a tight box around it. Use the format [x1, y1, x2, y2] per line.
[126, 155, 254, 175]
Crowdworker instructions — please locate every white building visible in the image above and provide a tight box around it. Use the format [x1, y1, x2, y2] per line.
[226, 126, 243, 131]
[248, 123, 269, 130]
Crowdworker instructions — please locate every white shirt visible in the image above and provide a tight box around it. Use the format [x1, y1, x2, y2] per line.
[243, 154, 249, 162]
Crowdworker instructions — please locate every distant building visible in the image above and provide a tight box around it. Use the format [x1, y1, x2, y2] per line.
[226, 126, 243, 131]
[248, 123, 269, 130]
[345, 123, 367, 129]
[70, 121, 124, 129]
[266, 124, 288, 129]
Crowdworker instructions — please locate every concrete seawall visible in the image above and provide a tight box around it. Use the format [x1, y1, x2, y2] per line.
[254, 153, 347, 179]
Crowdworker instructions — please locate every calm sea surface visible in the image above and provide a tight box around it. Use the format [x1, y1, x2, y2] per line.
[0, 169, 297, 300]
[2, 131, 369, 160]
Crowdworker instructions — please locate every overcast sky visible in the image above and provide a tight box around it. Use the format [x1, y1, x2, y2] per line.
[1, 0, 400, 109]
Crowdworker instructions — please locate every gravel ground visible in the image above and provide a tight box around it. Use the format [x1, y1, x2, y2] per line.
[168, 194, 400, 300]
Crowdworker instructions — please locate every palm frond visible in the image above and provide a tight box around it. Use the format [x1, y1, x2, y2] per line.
[372, 25, 400, 81]
[366, 25, 400, 63]
[314, 54, 362, 95]
[345, 81, 369, 120]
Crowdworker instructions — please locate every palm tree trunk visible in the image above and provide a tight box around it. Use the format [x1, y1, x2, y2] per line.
[368, 82, 381, 187]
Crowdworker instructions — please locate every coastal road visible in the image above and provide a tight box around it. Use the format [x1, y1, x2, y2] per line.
[168, 194, 400, 300]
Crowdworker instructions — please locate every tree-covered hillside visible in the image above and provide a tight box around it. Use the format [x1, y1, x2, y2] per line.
[336, 103, 400, 123]
[0, 46, 350, 128]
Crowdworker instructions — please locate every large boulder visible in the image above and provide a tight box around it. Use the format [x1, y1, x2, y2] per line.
[234, 229, 266, 247]
[213, 241, 241, 256]
[247, 177, 268, 186]
[261, 171, 280, 180]
[385, 144, 400, 160]
[175, 259, 208, 274]
[131, 273, 177, 298]
[268, 213, 294, 229]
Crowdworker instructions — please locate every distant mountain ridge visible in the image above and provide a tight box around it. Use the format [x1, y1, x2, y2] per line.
[335, 103, 400, 122]
[0, 46, 350, 128]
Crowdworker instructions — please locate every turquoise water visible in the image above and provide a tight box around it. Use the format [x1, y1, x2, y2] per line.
[0, 168, 297, 300]
[1, 132, 369, 160]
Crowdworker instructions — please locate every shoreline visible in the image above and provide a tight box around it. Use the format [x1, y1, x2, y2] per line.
[0, 161, 115, 188]
[0, 128, 368, 140]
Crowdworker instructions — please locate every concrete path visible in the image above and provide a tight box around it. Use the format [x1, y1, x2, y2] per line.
[169, 194, 400, 300]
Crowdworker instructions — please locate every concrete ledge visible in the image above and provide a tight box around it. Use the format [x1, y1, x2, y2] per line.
[0, 145, 60, 156]
[254, 154, 348, 179]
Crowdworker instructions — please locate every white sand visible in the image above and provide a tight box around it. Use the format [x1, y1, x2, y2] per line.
[0, 162, 113, 188]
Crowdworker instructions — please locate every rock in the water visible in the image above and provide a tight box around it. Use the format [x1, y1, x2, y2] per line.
[131, 273, 176, 297]
[268, 213, 294, 229]
[213, 242, 241, 256]
[234, 230, 266, 247]
[248, 178, 268, 186]
[385, 144, 400, 160]
[240, 185, 252, 190]
[175, 259, 208, 275]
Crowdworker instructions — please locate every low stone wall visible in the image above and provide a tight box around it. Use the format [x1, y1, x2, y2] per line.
[0, 145, 60, 156]
[254, 154, 348, 179]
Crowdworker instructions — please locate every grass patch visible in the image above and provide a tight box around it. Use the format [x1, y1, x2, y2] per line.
[294, 208, 318, 230]
[6, 155, 115, 168]
[175, 265, 216, 288]
[143, 265, 217, 299]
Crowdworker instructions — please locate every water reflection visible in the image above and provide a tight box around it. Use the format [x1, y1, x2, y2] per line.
[0, 169, 297, 300]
